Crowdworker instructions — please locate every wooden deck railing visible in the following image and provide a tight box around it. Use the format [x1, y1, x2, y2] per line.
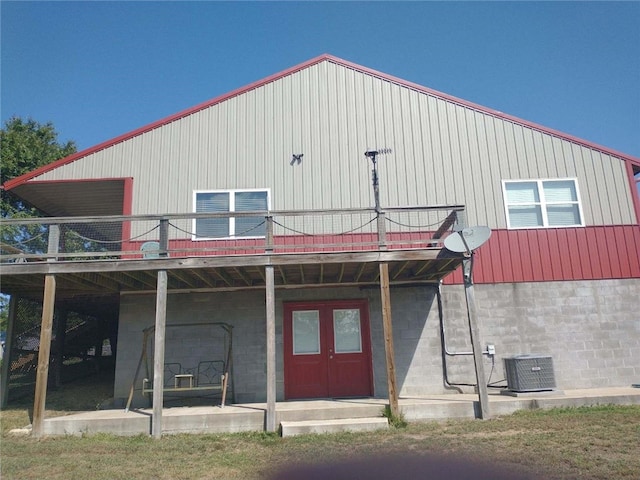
[0, 205, 465, 263]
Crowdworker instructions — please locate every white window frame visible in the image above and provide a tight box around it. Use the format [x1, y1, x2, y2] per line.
[192, 188, 271, 240]
[502, 178, 585, 229]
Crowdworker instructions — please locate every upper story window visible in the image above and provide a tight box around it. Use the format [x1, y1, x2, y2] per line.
[502, 178, 584, 229]
[193, 189, 270, 239]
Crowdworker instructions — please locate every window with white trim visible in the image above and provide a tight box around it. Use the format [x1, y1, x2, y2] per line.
[502, 179, 584, 229]
[193, 189, 269, 239]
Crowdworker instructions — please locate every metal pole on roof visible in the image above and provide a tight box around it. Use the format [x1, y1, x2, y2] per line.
[365, 148, 391, 213]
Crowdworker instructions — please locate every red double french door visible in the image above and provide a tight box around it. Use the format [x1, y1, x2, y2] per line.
[283, 299, 373, 399]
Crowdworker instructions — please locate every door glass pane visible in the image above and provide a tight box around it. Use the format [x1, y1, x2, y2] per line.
[334, 309, 362, 353]
[293, 311, 320, 355]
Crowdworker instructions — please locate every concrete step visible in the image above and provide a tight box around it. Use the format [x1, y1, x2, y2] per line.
[276, 401, 384, 423]
[280, 417, 389, 437]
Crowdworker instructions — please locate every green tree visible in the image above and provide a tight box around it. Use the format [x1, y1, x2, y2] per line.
[1, 118, 76, 332]
[1, 117, 76, 218]
[1, 117, 77, 254]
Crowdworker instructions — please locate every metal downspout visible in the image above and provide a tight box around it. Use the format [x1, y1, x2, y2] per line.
[437, 281, 479, 390]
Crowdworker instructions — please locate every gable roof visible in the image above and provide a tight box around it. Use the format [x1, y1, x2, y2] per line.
[4, 53, 639, 192]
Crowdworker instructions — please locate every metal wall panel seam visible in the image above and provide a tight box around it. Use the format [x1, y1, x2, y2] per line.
[483, 116, 507, 229]
[437, 99, 454, 205]
[416, 93, 431, 204]
[474, 111, 497, 227]
[465, 109, 481, 221]
[574, 143, 599, 225]
[532, 130, 551, 178]
[511, 123, 529, 179]
[603, 154, 633, 224]
[428, 97, 444, 203]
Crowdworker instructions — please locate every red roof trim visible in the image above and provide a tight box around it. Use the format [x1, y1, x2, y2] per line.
[5, 53, 639, 191]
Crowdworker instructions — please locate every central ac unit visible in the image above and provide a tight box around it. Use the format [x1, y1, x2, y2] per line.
[504, 354, 556, 392]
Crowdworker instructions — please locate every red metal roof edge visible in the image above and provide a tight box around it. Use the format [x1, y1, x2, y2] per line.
[5, 53, 639, 191]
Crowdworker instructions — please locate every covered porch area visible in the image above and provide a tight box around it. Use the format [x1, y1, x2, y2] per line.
[1, 205, 485, 437]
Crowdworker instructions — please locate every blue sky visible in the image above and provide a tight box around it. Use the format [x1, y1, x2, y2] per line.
[2, 1, 639, 158]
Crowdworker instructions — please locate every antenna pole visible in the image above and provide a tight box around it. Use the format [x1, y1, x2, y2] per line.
[365, 148, 390, 213]
[371, 153, 381, 213]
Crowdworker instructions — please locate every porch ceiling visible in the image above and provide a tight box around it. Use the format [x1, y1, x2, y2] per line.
[0, 249, 463, 311]
[11, 180, 126, 217]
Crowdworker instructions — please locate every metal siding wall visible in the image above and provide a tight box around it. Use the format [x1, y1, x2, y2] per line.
[445, 225, 640, 284]
[30, 60, 636, 228]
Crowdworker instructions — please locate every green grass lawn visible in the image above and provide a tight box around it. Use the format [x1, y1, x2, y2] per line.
[1, 376, 639, 480]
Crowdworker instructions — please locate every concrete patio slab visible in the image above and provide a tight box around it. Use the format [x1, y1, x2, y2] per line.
[26, 387, 640, 437]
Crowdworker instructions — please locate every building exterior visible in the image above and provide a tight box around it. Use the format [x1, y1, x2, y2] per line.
[2, 54, 639, 431]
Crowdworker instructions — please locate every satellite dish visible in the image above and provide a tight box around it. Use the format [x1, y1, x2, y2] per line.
[444, 226, 492, 253]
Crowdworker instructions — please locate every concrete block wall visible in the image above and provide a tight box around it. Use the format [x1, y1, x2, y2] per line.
[114, 290, 269, 406]
[368, 286, 447, 397]
[113, 278, 640, 406]
[469, 278, 640, 390]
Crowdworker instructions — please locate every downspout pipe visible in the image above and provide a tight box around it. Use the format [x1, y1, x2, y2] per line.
[437, 281, 491, 389]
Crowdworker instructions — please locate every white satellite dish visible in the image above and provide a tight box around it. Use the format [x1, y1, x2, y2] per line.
[444, 226, 492, 253]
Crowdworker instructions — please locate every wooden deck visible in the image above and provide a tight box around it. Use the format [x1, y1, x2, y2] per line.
[0, 205, 466, 304]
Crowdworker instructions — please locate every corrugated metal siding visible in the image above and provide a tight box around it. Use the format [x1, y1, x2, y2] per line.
[30, 59, 636, 227]
[444, 225, 640, 284]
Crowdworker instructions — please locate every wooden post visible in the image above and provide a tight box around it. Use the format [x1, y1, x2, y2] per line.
[32, 224, 60, 437]
[377, 211, 387, 249]
[1, 296, 18, 408]
[265, 216, 274, 252]
[265, 265, 277, 432]
[463, 257, 490, 419]
[32, 275, 56, 437]
[152, 270, 168, 438]
[379, 263, 399, 418]
[159, 218, 169, 256]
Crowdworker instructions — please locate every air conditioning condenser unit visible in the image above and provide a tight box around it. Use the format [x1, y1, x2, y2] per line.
[504, 354, 556, 392]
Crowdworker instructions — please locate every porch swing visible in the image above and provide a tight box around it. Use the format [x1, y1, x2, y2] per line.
[125, 322, 233, 411]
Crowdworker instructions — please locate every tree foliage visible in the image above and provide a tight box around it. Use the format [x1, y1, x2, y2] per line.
[1, 118, 77, 332]
[1, 117, 76, 218]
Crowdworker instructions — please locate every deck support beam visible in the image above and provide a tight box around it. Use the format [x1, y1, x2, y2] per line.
[265, 265, 277, 432]
[379, 262, 399, 418]
[463, 257, 490, 419]
[32, 224, 60, 438]
[152, 270, 168, 438]
[32, 275, 56, 437]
